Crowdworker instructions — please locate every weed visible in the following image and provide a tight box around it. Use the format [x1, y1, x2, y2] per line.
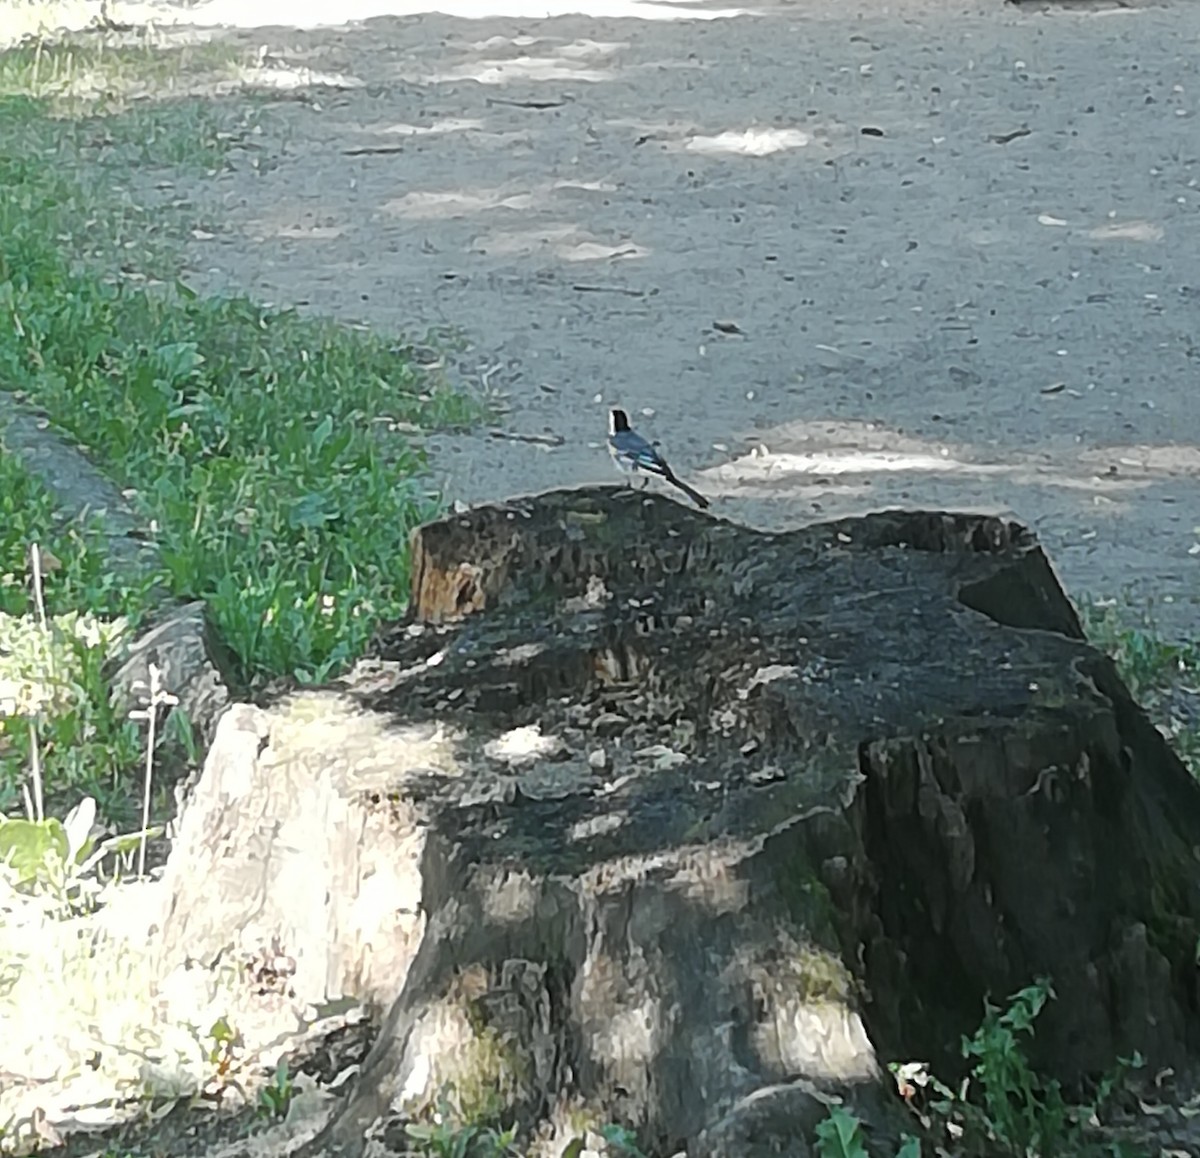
[812, 1107, 923, 1158]
[256, 1059, 295, 1121]
[201, 1014, 245, 1103]
[1081, 601, 1200, 777]
[0, 32, 245, 110]
[556, 1122, 651, 1158]
[404, 1084, 520, 1158]
[0, 462, 149, 818]
[959, 979, 1072, 1150]
[1081, 602, 1199, 702]
[814, 1106, 871, 1158]
[890, 978, 1144, 1157]
[0, 450, 148, 622]
[599, 1124, 652, 1157]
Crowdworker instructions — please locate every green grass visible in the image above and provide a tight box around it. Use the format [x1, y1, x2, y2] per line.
[0, 30, 263, 177]
[0, 447, 148, 623]
[0, 52, 483, 686]
[1081, 601, 1200, 775]
[0, 34, 486, 819]
[0, 30, 243, 98]
[0, 449, 153, 820]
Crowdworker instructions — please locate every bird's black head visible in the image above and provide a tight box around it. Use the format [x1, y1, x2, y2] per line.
[609, 408, 631, 434]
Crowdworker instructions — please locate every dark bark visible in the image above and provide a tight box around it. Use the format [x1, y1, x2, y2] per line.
[304, 486, 1200, 1158]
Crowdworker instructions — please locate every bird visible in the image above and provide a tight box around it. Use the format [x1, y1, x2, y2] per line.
[607, 408, 710, 509]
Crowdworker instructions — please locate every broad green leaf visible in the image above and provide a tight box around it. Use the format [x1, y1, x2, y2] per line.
[312, 414, 334, 451]
[813, 1106, 869, 1158]
[0, 816, 70, 884]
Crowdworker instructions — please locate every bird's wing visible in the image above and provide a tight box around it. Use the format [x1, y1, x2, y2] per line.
[612, 432, 670, 476]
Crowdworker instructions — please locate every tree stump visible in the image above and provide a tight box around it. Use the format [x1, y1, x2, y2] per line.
[286, 487, 1200, 1156]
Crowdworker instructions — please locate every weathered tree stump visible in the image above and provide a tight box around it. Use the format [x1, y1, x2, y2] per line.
[274, 485, 1200, 1158]
[285, 487, 1200, 1156]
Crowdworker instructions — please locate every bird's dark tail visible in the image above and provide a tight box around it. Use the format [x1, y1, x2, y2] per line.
[661, 467, 710, 510]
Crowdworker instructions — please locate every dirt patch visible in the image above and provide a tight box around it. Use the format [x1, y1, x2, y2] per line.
[142, 0, 1200, 637]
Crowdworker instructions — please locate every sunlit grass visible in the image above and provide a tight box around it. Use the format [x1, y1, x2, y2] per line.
[0, 33, 486, 821]
[1081, 598, 1200, 776]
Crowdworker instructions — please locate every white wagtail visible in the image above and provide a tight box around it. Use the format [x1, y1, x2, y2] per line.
[607, 408, 710, 509]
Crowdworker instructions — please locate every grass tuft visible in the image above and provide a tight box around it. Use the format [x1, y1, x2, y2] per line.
[1081, 600, 1200, 776]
